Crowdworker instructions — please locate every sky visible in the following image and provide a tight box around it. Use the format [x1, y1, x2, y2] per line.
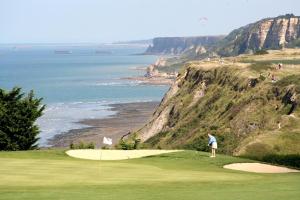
[0, 0, 300, 44]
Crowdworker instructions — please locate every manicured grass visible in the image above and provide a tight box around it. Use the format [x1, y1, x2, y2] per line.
[0, 150, 299, 200]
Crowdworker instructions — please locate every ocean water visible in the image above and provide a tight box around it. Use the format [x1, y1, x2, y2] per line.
[0, 44, 169, 146]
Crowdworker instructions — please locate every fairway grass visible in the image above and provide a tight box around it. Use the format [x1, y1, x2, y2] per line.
[0, 150, 299, 200]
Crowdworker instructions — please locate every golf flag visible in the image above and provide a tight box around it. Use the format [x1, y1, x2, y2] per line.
[103, 137, 112, 145]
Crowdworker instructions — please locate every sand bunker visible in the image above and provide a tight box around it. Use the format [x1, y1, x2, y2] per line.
[224, 163, 299, 173]
[66, 149, 182, 160]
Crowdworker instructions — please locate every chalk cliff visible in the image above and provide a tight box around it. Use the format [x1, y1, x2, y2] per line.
[145, 36, 224, 55]
[145, 14, 300, 58]
[217, 14, 300, 56]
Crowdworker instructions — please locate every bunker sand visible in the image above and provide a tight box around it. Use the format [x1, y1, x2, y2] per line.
[66, 149, 182, 160]
[224, 163, 299, 173]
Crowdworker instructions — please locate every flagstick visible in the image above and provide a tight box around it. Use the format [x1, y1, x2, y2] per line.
[99, 147, 102, 176]
[100, 149, 103, 161]
[100, 136, 105, 161]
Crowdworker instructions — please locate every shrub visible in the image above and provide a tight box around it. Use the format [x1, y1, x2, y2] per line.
[262, 154, 300, 169]
[259, 74, 266, 81]
[118, 140, 134, 150]
[70, 142, 75, 149]
[133, 138, 141, 149]
[86, 142, 95, 149]
[69, 141, 95, 149]
[254, 49, 269, 55]
[225, 101, 234, 112]
[210, 125, 219, 131]
[215, 132, 240, 155]
[184, 136, 209, 152]
[244, 142, 275, 160]
[116, 136, 142, 150]
[78, 141, 85, 149]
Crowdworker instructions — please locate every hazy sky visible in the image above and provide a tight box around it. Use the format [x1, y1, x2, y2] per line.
[1, 0, 299, 44]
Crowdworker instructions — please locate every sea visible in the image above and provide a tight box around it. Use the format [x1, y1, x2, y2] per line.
[0, 44, 169, 146]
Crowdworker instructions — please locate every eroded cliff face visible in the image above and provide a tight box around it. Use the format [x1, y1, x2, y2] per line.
[257, 17, 298, 49]
[135, 51, 300, 157]
[137, 65, 248, 144]
[145, 36, 224, 55]
[218, 14, 300, 56]
[138, 70, 186, 141]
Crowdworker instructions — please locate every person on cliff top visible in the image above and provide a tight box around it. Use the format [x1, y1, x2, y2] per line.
[208, 134, 217, 158]
[271, 74, 277, 82]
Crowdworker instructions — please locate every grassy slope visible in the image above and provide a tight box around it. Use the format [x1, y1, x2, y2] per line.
[142, 49, 300, 160]
[0, 150, 299, 200]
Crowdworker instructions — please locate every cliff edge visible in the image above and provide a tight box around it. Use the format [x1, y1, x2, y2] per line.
[135, 49, 300, 159]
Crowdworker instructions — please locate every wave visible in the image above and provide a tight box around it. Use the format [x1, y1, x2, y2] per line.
[94, 80, 143, 86]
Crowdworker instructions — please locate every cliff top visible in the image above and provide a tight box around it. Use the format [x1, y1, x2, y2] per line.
[186, 48, 300, 78]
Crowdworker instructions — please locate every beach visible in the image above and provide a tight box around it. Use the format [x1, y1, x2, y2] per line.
[48, 101, 159, 147]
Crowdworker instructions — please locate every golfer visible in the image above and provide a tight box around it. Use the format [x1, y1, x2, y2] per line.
[208, 134, 217, 157]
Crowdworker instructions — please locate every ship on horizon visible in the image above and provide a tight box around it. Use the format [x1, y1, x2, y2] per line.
[54, 50, 72, 54]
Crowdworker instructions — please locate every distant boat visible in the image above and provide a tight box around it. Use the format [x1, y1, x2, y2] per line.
[54, 50, 72, 54]
[95, 50, 112, 55]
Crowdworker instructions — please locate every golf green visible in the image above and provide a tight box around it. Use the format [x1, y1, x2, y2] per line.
[0, 150, 299, 200]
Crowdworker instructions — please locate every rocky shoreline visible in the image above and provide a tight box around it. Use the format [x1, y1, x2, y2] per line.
[48, 101, 159, 148]
[123, 57, 177, 85]
[122, 76, 174, 85]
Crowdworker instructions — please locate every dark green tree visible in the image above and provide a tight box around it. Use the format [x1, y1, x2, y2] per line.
[0, 87, 45, 150]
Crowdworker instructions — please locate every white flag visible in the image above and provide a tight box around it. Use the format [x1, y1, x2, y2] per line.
[103, 137, 112, 145]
